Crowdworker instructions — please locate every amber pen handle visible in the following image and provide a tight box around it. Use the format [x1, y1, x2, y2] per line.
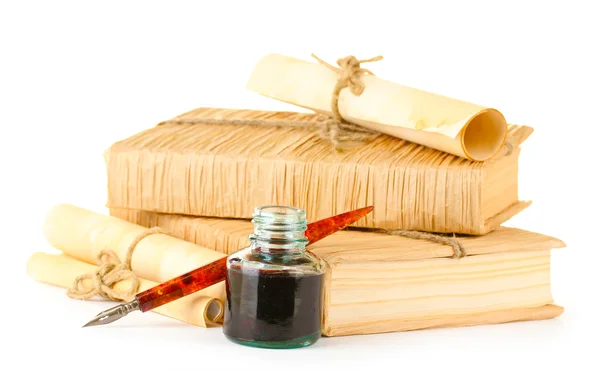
[135, 257, 228, 312]
[135, 205, 374, 313]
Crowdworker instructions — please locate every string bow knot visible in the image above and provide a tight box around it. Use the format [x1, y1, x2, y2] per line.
[67, 227, 163, 302]
[311, 53, 383, 122]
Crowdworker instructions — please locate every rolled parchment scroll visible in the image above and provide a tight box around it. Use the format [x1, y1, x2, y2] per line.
[26, 253, 223, 327]
[246, 53, 508, 161]
[42, 204, 226, 302]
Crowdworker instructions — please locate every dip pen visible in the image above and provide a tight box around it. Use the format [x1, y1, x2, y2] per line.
[83, 206, 373, 327]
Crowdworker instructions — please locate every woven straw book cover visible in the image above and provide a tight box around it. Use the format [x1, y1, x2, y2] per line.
[111, 208, 565, 336]
[106, 107, 533, 235]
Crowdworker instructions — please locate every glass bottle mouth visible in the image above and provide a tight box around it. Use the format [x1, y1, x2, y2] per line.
[250, 205, 309, 247]
[253, 206, 306, 227]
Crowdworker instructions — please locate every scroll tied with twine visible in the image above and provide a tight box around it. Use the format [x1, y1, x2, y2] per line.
[163, 53, 509, 162]
[246, 53, 508, 161]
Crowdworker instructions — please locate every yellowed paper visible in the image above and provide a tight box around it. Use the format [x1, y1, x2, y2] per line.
[26, 253, 222, 327]
[246, 53, 508, 161]
[106, 108, 532, 235]
[42, 204, 226, 301]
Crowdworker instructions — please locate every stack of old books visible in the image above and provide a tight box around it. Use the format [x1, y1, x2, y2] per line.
[103, 53, 565, 336]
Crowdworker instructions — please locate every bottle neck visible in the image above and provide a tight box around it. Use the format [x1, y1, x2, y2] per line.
[249, 206, 309, 255]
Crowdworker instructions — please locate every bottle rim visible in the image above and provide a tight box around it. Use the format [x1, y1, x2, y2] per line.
[250, 205, 308, 245]
[252, 205, 306, 220]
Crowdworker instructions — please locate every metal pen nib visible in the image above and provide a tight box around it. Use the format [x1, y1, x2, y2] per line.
[82, 299, 140, 327]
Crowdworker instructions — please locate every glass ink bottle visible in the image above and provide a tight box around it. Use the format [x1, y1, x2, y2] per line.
[223, 206, 326, 349]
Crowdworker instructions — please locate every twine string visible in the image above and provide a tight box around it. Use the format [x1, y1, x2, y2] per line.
[67, 227, 163, 301]
[366, 228, 467, 259]
[159, 115, 379, 151]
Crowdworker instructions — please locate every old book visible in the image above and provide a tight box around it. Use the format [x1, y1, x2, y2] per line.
[111, 208, 565, 336]
[105, 108, 532, 235]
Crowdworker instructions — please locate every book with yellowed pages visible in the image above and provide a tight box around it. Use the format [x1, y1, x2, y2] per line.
[105, 107, 533, 236]
[111, 208, 565, 336]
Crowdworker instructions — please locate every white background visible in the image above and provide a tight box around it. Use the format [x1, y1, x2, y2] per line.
[2, 1, 599, 371]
